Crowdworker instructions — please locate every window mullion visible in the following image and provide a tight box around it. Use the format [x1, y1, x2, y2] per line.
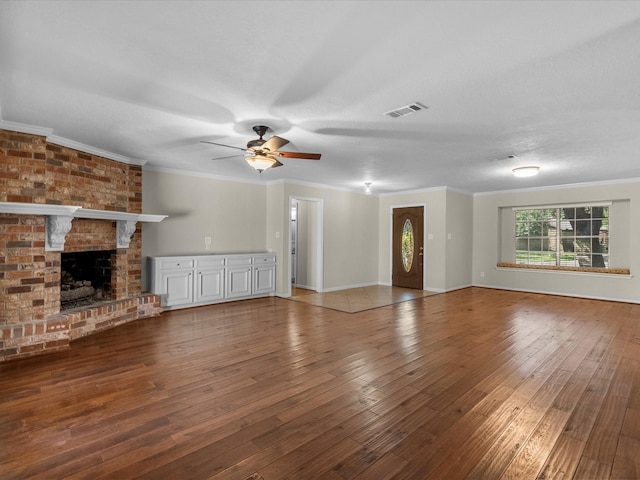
[555, 209, 561, 266]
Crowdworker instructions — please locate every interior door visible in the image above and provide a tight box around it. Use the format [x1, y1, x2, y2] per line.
[392, 206, 424, 289]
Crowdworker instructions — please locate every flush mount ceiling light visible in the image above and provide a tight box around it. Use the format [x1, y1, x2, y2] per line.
[512, 166, 540, 177]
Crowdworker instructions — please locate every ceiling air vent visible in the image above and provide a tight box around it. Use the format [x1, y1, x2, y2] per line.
[384, 102, 428, 119]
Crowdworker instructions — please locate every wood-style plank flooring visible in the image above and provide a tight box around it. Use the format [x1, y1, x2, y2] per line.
[1, 287, 640, 479]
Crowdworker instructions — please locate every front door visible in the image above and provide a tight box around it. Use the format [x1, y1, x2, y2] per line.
[392, 206, 424, 289]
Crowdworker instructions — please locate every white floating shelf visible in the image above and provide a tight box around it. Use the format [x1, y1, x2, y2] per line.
[0, 202, 167, 222]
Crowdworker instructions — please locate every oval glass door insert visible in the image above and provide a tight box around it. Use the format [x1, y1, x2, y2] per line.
[402, 219, 414, 272]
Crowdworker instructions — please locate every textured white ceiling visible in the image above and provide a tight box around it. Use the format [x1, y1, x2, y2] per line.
[1, 1, 640, 194]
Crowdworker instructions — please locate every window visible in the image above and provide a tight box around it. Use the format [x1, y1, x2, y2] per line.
[515, 205, 609, 269]
[401, 218, 414, 272]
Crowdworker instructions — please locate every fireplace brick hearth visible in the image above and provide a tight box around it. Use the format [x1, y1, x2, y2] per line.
[0, 128, 161, 361]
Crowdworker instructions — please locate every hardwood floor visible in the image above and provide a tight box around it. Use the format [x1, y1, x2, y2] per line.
[1, 287, 639, 479]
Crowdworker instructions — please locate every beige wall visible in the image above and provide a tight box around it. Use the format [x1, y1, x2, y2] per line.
[445, 189, 474, 290]
[282, 183, 379, 294]
[295, 200, 318, 289]
[378, 189, 447, 291]
[142, 169, 268, 289]
[473, 179, 639, 302]
[265, 181, 286, 293]
[142, 168, 637, 303]
[378, 188, 473, 292]
[142, 171, 380, 296]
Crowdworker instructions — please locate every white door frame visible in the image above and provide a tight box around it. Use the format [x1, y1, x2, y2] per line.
[288, 195, 323, 296]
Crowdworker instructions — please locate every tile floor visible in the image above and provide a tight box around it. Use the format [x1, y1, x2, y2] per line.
[288, 285, 439, 313]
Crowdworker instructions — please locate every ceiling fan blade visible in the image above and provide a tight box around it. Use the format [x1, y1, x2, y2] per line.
[261, 135, 289, 152]
[211, 154, 241, 161]
[200, 140, 247, 152]
[273, 151, 321, 160]
[271, 159, 284, 168]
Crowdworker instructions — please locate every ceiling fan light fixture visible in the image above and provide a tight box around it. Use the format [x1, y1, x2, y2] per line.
[364, 182, 372, 195]
[246, 155, 277, 172]
[512, 166, 540, 177]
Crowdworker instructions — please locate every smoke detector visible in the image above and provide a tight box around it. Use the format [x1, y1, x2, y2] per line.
[384, 102, 428, 118]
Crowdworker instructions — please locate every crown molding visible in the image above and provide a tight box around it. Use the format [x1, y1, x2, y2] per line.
[46, 135, 147, 165]
[473, 176, 640, 197]
[275, 178, 368, 195]
[142, 164, 268, 186]
[0, 119, 53, 138]
[0, 120, 147, 166]
[378, 185, 448, 197]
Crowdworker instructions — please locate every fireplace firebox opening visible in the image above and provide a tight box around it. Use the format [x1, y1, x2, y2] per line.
[60, 250, 116, 310]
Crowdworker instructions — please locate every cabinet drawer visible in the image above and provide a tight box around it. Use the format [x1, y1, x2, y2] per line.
[252, 254, 276, 264]
[159, 258, 194, 270]
[196, 257, 225, 268]
[226, 255, 252, 266]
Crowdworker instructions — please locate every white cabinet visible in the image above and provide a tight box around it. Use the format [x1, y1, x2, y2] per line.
[154, 257, 194, 308]
[252, 254, 276, 296]
[162, 270, 193, 307]
[196, 267, 225, 302]
[149, 253, 276, 310]
[195, 256, 225, 303]
[226, 266, 253, 299]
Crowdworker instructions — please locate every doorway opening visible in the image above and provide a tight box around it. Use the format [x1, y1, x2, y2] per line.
[289, 197, 323, 296]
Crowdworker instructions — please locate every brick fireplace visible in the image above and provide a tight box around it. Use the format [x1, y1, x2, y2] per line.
[0, 128, 162, 361]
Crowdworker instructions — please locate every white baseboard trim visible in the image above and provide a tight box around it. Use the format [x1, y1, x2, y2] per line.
[442, 283, 473, 293]
[472, 283, 640, 305]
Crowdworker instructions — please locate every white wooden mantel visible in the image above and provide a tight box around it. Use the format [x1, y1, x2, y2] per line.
[0, 202, 167, 251]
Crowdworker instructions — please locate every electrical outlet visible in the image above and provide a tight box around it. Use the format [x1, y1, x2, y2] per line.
[204, 236, 212, 250]
[480, 271, 485, 278]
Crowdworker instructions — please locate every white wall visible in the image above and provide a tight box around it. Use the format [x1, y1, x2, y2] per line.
[473, 179, 640, 303]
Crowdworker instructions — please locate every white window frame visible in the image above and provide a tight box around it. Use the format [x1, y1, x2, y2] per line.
[513, 203, 611, 269]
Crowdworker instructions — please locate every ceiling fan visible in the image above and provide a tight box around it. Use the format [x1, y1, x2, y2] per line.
[201, 125, 321, 173]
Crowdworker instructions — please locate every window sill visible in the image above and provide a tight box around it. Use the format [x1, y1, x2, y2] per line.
[496, 263, 631, 277]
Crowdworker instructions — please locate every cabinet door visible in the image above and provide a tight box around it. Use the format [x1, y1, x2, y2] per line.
[196, 267, 224, 302]
[162, 270, 193, 306]
[226, 266, 252, 299]
[253, 264, 275, 295]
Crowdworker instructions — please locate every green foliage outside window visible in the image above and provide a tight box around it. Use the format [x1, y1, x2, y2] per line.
[515, 206, 609, 268]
